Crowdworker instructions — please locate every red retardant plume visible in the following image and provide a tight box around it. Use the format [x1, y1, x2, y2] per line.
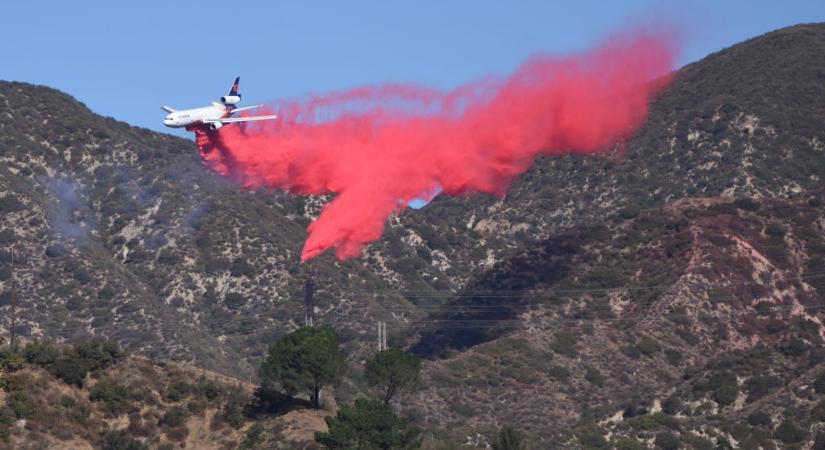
[194, 30, 676, 261]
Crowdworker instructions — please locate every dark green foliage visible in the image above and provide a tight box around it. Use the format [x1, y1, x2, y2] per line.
[259, 326, 346, 408]
[89, 379, 131, 415]
[812, 400, 825, 422]
[239, 423, 265, 449]
[51, 353, 90, 387]
[734, 198, 759, 212]
[548, 366, 571, 382]
[158, 406, 189, 428]
[815, 432, 825, 450]
[613, 437, 647, 450]
[24, 340, 58, 367]
[220, 385, 247, 429]
[745, 375, 781, 402]
[774, 419, 806, 444]
[0, 195, 24, 214]
[224, 292, 247, 309]
[713, 383, 738, 406]
[315, 398, 421, 450]
[7, 391, 36, 419]
[662, 396, 682, 415]
[101, 430, 149, 450]
[492, 425, 526, 450]
[584, 366, 605, 387]
[694, 371, 739, 406]
[52, 339, 124, 387]
[747, 411, 772, 427]
[550, 330, 579, 357]
[0, 347, 24, 372]
[780, 338, 807, 357]
[364, 348, 421, 404]
[165, 380, 191, 402]
[665, 349, 682, 366]
[654, 431, 681, 450]
[636, 336, 661, 356]
[815, 371, 825, 394]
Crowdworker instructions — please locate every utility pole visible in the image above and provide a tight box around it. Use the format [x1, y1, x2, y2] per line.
[377, 321, 387, 351]
[9, 246, 16, 350]
[304, 278, 315, 327]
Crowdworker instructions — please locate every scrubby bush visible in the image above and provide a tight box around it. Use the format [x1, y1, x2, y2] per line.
[0, 347, 24, 372]
[775, 419, 806, 444]
[584, 366, 605, 387]
[654, 431, 681, 450]
[7, 391, 36, 420]
[815, 371, 825, 394]
[101, 430, 148, 450]
[24, 341, 58, 367]
[158, 406, 189, 428]
[52, 339, 125, 387]
[662, 395, 683, 415]
[747, 411, 772, 427]
[550, 330, 578, 357]
[90, 379, 131, 415]
[636, 336, 661, 356]
[165, 380, 191, 402]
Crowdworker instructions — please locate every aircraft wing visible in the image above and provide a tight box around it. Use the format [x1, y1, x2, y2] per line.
[228, 104, 263, 114]
[203, 115, 279, 127]
[217, 115, 278, 124]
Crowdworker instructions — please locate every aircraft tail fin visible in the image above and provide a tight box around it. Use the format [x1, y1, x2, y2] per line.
[228, 77, 240, 96]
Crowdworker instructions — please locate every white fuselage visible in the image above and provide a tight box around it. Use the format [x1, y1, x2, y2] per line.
[163, 102, 229, 128]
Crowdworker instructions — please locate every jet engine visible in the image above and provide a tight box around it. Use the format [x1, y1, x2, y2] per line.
[209, 122, 224, 130]
[220, 95, 241, 105]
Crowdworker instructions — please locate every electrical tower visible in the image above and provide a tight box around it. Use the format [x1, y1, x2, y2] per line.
[304, 278, 315, 327]
[9, 246, 16, 350]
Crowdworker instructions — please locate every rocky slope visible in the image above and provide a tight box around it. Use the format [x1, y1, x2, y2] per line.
[2, 22, 825, 448]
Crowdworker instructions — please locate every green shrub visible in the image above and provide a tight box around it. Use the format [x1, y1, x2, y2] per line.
[575, 425, 608, 449]
[745, 375, 781, 402]
[774, 419, 806, 444]
[613, 437, 647, 450]
[654, 431, 681, 450]
[780, 338, 807, 357]
[713, 383, 738, 406]
[747, 411, 772, 427]
[158, 406, 189, 428]
[24, 341, 58, 367]
[7, 391, 36, 420]
[815, 371, 825, 394]
[550, 330, 578, 357]
[0, 347, 24, 372]
[90, 379, 131, 415]
[52, 353, 89, 387]
[548, 366, 571, 383]
[636, 336, 661, 356]
[584, 366, 605, 387]
[101, 430, 148, 450]
[662, 396, 682, 415]
[239, 423, 265, 449]
[165, 380, 191, 402]
[665, 349, 682, 366]
[0, 373, 27, 392]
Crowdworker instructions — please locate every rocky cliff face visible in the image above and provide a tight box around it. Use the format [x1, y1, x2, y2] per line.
[2, 23, 825, 447]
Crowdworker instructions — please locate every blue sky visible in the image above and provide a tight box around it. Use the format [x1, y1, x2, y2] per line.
[1, 1, 824, 138]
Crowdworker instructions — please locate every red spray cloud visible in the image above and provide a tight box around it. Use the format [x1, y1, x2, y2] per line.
[194, 30, 676, 261]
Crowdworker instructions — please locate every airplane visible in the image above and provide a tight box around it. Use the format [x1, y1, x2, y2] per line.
[161, 77, 278, 130]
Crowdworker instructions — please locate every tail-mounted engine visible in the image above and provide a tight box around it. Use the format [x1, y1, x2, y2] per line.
[208, 122, 224, 130]
[220, 95, 241, 105]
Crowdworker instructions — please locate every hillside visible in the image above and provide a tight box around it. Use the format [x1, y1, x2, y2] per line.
[2, 22, 825, 448]
[0, 340, 327, 450]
